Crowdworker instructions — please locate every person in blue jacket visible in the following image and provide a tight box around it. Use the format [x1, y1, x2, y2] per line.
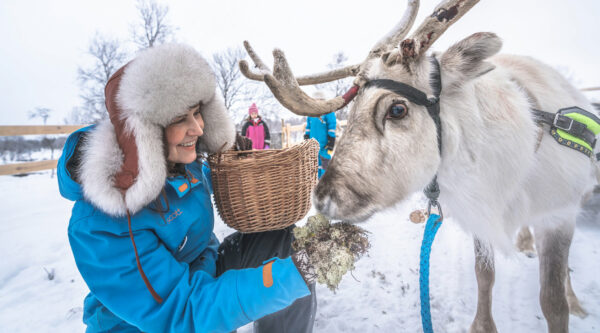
[304, 91, 336, 178]
[57, 43, 316, 333]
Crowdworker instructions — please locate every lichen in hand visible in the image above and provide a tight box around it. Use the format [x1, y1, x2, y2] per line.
[292, 214, 370, 291]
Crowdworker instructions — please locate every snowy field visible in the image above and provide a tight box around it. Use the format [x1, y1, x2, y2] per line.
[0, 171, 599, 332]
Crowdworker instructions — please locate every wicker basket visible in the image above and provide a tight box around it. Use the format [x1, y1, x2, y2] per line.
[208, 139, 320, 233]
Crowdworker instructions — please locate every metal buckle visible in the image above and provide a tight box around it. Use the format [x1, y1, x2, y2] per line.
[553, 114, 573, 131]
[426, 200, 444, 222]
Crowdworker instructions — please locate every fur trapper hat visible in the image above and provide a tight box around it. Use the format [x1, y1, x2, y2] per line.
[78, 43, 235, 216]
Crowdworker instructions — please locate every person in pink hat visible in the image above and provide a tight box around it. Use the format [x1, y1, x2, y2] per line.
[241, 103, 271, 149]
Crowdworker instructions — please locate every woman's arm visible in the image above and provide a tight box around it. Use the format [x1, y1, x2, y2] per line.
[68, 214, 309, 333]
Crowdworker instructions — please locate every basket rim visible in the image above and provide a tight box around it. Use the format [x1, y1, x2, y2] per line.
[208, 140, 319, 165]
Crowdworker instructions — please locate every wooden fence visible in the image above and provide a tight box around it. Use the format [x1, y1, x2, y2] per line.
[0, 125, 87, 176]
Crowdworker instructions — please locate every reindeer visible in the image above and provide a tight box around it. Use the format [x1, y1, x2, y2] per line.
[239, 0, 598, 331]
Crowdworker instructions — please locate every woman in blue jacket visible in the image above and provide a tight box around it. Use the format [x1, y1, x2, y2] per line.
[58, 43, 316, 333]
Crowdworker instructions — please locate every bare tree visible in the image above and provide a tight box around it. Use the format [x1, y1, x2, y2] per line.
[315, 51, 354, 120]
[132, 0, 176, 49]
[212, 47, 248, 111]
[28, 107, 52, 125]
[211, 47, 276, 128]
[76, 33, 128, 123]
[315, 52, 352, 96]
[64, 106, 91, 125]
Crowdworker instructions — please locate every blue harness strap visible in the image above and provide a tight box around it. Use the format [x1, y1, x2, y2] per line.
[419, 213, 443, 333]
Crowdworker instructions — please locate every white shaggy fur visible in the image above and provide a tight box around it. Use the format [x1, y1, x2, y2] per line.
[79, 120, 127, 216]
[78, 43, 235, 216]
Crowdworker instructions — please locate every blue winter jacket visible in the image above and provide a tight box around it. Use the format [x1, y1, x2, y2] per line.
[305, 112, 336, 160]
[58, 126, 310, 333]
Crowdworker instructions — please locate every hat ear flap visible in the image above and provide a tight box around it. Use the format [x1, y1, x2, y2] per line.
[197, 94, 235, 153]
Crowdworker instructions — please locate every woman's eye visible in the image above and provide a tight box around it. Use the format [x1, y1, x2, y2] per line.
[386, 103, 408, 119]
[193, 110, 202, 117]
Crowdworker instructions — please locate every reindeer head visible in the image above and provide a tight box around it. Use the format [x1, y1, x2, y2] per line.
[241, 0, 502, 221]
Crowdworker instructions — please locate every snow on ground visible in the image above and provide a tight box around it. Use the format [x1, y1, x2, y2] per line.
[0, 171, 598, 332]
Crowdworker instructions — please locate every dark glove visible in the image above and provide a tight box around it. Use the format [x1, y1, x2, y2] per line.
[325, 136, 335, 151]
[291, 250, 317, 285]
[234, 134, 253, 151]
[303, 134, 310, 140]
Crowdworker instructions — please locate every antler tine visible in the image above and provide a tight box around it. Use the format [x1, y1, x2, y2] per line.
[401, 0, 480, 61]
[240, 40, 360, 86]
[295, 65, 361, 85]
[239, 40, 272, 81]
[243, 40, 271, 73]
[262, 49, 352, 116]
[368, 0, 420, 58]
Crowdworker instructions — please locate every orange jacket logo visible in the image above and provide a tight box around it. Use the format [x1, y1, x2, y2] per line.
[166, 208, 182, 223]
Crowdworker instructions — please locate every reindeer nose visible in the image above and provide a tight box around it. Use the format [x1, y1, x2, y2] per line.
[313, 192, 338, 218]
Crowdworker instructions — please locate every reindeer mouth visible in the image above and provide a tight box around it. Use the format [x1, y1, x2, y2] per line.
[314, 181, 377, 223]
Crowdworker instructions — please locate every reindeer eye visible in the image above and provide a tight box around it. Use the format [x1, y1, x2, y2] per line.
[386, 103, 408, 119]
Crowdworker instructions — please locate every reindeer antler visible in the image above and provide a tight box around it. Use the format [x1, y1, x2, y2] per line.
[368, 0, 420, 58]
[400, 0, 479, 62]
[239, 2, 421, 116]
[240, 41, 360, 86]
[240, 41, 361, 116]
[239, 0, 478, 117]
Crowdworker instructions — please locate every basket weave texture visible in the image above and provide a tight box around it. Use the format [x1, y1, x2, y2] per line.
[208, 139, 320, 233]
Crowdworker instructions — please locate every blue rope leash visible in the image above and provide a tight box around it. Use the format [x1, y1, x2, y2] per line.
[419, 213, 442, 333]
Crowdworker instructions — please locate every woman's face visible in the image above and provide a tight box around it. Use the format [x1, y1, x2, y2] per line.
[250, 111, 258, 119]
[165, 105, 204, 164]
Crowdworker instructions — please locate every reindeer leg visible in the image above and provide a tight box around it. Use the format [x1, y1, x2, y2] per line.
[535, 221, 573, 333]
[565, 267, 588, 318]
[516, 226, 536, 258]
[469, 238, 498, 333]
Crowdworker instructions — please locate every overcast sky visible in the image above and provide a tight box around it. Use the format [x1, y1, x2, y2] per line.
[1, 0, 599, 125]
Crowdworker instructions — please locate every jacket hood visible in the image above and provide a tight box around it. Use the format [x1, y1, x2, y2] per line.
[58, 126, 93, 202]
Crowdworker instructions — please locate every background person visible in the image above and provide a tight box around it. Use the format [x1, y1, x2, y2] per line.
[304, 91, 336, 178]
[241, 103, 271, 149]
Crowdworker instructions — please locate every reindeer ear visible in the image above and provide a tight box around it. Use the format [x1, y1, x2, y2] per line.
[440, 32, 501, 89]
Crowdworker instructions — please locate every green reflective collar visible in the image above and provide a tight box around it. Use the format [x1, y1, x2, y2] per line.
[547, 107, 600, 158]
